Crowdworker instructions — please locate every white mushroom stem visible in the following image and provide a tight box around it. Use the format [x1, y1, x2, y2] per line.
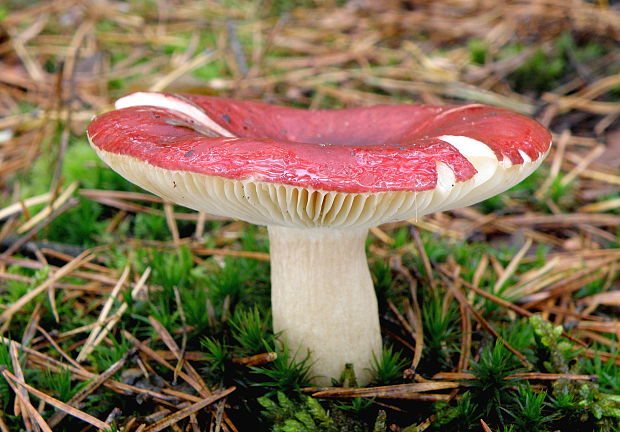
[268, 225, 382, 386]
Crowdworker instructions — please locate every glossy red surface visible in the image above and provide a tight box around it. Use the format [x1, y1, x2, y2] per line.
[87, 93, 551, 193]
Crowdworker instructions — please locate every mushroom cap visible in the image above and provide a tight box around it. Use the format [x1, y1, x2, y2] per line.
[87, 92, 551, 228]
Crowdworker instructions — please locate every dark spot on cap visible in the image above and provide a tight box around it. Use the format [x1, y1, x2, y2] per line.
[185, 150, 195, 157]
[221, 114, 231, 123]
[153, 114, 160, 119]
[281, 129, 287, 135]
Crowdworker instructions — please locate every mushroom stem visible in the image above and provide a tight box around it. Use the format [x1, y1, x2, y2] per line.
[268, 225, 382, 386]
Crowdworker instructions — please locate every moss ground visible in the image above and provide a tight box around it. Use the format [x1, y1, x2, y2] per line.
[0, 0, 619, 430]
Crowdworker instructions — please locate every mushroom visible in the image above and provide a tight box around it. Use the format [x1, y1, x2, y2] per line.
[87, 92, 551, 385]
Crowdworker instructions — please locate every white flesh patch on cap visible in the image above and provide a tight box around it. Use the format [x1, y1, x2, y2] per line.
[91, 136, 550, 229]
[518, 149, 532, 164]
[432, 135, 546, 212]
[115, 92, 235, 137]
[439, 134, 498, 185]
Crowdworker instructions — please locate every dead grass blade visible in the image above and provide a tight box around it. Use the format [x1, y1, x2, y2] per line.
[434, 371, 597, 382]
[390, 256, 424, 373]
[2, 369, 52, 432]
[507, 372, 597, 382]
[148, 316, 210, 395]
[311, 382, 459, 399]
[9, 342, 34, 431]
[2, 368, 110, 431]
[0, 415, 10, 432]
[122, 331, 209, 398]
[579, 291, 620, 307]
[480, 419, 492, 432]
[0, 336, 174, 402]
[88, 267, 151, 352]
[443, 269, 532, 368]
[172, 286, 188, 381]
[0, 250, 94, 324]
[1, 197, 80, 258]
[79, 189, 227, 221]
[36, 325, 86, 372]
[143, 387, 235, 432]
[521, 256, 619, 308]
[493, 238, 532, 294]
[497, 213, 620, 228]
[578, 197, 620, 213]
[0, 192, 52, 221]
[457, 302, 472, 373]
[150, 50, 217, 92]
[232, 352, 278, 367]
[439, 267, 590, 349]
[17, 182, 78, 234]
[77, 265, 130, 362]
[48, 351, 132, 427]
[192, 247, 270, 261]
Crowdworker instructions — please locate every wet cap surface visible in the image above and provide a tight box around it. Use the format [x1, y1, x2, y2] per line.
[88, 92, 551, 194]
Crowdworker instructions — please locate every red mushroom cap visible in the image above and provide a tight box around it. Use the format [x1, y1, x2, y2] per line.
[87, 92, 551, 194]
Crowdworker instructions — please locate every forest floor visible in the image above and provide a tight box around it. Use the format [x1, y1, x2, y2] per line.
[0, 0, 619, 431]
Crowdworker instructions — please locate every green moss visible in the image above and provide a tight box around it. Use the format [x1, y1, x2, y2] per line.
[468, 38, 488, 65]
[503, 32, 609, 94]
[422, 295, 460, 369]
[258, 391, 359, 432]
[229, 306, 273, 356]
[63, 141, 138, 191]
[251, 343, 313, 392]
[369, 346, 408, 385]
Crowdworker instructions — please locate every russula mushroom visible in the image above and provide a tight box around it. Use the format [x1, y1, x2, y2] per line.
[87, 92, 551, 385]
